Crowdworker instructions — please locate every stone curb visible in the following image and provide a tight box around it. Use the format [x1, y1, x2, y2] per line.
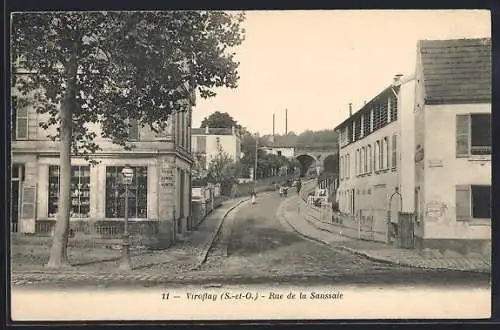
[194, 198, 249, 267]
[281, 197, 490, 274]
[334, 245, 490, 274]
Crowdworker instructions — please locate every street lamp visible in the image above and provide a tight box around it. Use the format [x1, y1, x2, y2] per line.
[119, 165, 134, 271]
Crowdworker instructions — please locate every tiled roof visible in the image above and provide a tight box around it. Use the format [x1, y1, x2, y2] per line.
[419, 38, 491, 104]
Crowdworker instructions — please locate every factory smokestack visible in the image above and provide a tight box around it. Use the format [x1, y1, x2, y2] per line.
[285, 108, 288, 135]
[272, 113, 275, 145]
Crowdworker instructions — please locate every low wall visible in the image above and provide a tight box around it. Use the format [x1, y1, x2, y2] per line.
[191, 196, 226, 228]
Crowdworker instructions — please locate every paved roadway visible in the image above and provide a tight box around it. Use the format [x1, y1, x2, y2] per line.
[13, 191, 490, 289]
[194, 191, 490, 287]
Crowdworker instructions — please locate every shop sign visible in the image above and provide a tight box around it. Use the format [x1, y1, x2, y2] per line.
[425, 201, 447, 219]
[160, 167, 174, 188]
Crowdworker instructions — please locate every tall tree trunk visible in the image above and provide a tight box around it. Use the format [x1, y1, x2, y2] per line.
[46, 40, 79, 269]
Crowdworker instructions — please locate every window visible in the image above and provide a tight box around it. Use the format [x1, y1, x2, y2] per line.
[392, 135, 397, 169]
[456, 185, 491, 220]
[456, 114, 491, 157]
[369, 109, 374, 133]
[277, 150, 282, 156]
[347, 124, 353, 144]
[373, 104, 381, 131]
[105, 166, 148, 218]
[13, 96, 28, 140]
[355, 149, 359, 175]
[367, 144, 372, 173]
[379, 140, 385, 170]
[358, 149, 362, 174]
[390, 95, 398, 121]
[363, 113, 370, 137]
[363, 146, 368, 173]
[346, 154, 350, 179]
[471, 114, 491, 155]
[384, 137, 389, 169]
[381, 101, 388, 126]
[374, 141, 380, 171]
[359, 148, 364, 174]
[358, 149, 362, 175]
[48, 165, 90, 218]
[128, 119, 139, 141]
[354, 117, 362, 141]
[472, 185, 491, 219]
[339, 156, 343, 179]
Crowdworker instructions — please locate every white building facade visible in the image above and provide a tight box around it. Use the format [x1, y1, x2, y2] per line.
[413, 38, 491, 256]
[335, 74, 416, 242]
[191, 126, 242, 175]
[261, 146, 295, 159]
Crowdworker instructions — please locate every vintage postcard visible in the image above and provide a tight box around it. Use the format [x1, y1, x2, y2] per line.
[9, 9, 491, 321]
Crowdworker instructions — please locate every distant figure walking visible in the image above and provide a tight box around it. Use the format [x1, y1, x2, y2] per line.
[296, 178, 302, 194]
[251, 189, 257, 204]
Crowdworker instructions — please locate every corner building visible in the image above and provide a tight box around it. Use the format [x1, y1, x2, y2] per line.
[11, 71, 195, 248]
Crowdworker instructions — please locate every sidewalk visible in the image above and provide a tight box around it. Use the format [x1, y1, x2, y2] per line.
[281, 196, 491, 274]
[12, 196, 249, 278]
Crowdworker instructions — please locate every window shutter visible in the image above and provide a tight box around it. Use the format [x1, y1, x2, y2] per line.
[20, 184, 37, 233]
[456, 115, 470, 158]
[456, 185, 472, 221]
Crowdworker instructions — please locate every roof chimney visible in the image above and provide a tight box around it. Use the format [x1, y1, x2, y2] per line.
[348, 103, 353, 117]
[393, 73, 404, 86]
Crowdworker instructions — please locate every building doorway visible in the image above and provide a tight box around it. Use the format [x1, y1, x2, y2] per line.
[11, 164, 25, 232]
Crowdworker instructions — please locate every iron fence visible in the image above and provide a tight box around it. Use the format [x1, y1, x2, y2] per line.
[307, 202, 389, 243]
[14, 219, 164, 256]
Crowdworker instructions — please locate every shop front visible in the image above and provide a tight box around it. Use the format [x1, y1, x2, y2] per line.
[13, 153, 192, 248]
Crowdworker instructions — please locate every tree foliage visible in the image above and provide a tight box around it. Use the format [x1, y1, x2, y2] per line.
[207, 144, 236, 184]
[11, 11, 245, 268]
[12, 11, 246, 159]
[200, 111, 241, 129]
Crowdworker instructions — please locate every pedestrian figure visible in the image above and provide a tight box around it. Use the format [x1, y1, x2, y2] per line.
[251, 191, 257, 204]
[250, 188, 257, 204]
[296, 178, 302, 194]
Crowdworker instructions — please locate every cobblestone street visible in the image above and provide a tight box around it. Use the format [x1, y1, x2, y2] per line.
[190, 192, 489, 287]
[12, 192, 490, 288]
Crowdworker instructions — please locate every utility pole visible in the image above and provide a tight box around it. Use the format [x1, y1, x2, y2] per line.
[254, 133, 259, 187]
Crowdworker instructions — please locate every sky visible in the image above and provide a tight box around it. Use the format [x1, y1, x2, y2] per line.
[192, 10, 491, 135]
